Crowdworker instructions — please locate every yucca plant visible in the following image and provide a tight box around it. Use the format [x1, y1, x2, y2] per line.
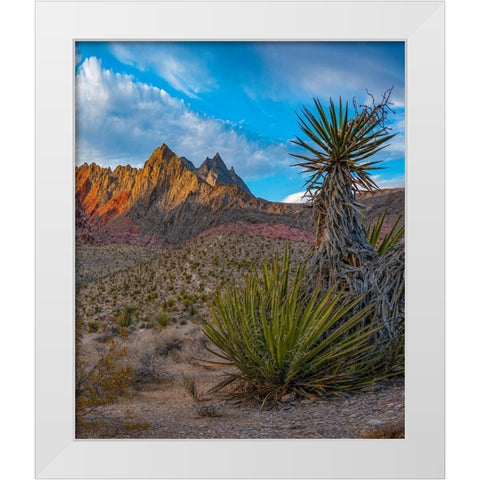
[201, 250, 402, 401]
[291, 89, 397, 286]
[366, 211, 405, 256]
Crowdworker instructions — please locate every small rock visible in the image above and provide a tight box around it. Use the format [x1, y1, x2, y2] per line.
[368, 419, 385, 426]
[280, 393, 296, 403]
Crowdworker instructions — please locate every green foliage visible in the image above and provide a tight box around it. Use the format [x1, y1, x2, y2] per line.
[87, 321, 99, 333]
[144, 291, 158, 302]
[115, 305, 138, 327]
[291, 92, 396, 195]
[367, 212, 405, 256]
[155, 312, 171, 328]
[201, 250, 402, 400]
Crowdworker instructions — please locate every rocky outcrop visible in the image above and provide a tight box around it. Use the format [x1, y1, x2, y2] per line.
[75, 143, 404, 246]
[196, 153, 252, 195]
[357, 188, 405, 229]
[75, 144, 313, 245]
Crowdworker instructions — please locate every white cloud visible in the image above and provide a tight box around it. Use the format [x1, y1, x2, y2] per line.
[371, 175, 405, 189]
[251, 43, 405, 105]
[110, 43, 217, 98]
[75, 57, 289, 179]
[282, 191, 308, 203]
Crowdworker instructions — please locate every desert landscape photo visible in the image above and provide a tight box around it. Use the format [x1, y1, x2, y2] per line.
[75, 41, 405, 438]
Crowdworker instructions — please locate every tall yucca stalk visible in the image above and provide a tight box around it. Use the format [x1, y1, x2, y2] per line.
[291, 90, 397, 287]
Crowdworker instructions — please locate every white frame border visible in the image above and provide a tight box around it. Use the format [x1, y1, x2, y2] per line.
[36, 1, 445, 478]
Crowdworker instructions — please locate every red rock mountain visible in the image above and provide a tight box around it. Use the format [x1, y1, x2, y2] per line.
[75, 143, 404, 246]
[75, 144, 315, 245]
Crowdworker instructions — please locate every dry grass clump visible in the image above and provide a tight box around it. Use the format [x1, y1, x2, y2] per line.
[181, 373, 201, 402]
[123, 329, 177, 389]
[76, 338, 137, 436]
[180, 373, 221, 418]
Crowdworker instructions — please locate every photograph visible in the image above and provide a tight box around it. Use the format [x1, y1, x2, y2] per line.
[74, 41, 405, 439]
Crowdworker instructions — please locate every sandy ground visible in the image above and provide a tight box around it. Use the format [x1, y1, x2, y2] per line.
[76, 237, 404, 440]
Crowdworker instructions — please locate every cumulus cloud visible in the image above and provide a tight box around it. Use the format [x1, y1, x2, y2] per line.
[282, 191, 308, 204]
[75, 57, 289, 178]
[371, 175, 405, 189]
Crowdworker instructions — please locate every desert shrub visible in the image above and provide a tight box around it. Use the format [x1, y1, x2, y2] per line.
[181, 373, 220, 417]
[181, 373, 201, 402]
[145, 292, 158, 302]
[76, 338, 135, 432]
[155, 312, 171, 328]
[115, 305, 138, 328]
[87, 321, 99, 333]
[201, 250, 402, 401]
[96, 324, 120, 343]
[155, 334, 183, 357]
[132, 352, 165, 391]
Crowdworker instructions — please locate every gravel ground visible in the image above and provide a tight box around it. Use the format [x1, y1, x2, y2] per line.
[78, 377, 404, 439]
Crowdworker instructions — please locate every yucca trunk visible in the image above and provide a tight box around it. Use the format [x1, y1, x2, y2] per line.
[310, 166, 377, 289]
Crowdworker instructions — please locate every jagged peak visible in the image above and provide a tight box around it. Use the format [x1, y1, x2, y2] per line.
[180, 156, 195, 172]
[201, 152, 228, 172]
[144, 144, 180, 170]
[152, 143, 175, 158]
[112, 164, 136, 174]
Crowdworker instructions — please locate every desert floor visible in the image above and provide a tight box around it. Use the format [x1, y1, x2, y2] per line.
[75, 234, 404, 439]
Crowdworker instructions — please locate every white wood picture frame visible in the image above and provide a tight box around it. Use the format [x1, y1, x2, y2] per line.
[35, 1, 445, 478]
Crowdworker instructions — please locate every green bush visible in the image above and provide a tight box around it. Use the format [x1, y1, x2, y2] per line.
[87, 321, 99, 333]
[115, 305, 138, 328]
[155, 312, 171, 328]
[201, 250, 402, 400]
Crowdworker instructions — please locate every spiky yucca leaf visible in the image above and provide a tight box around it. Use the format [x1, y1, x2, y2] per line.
[291, 96, 396, 195]
[201, 250, 403, 400]
[367, 212, 405, 256]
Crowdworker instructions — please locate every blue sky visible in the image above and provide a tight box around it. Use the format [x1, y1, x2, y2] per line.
[75, 42, 405, 202]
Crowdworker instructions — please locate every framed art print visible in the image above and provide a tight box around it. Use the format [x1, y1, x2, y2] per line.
[36, 1, 445, 478]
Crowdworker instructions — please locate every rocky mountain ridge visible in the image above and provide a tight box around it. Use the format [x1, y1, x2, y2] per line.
[75, 143, 404, 246]
[76, 144, 313, 245]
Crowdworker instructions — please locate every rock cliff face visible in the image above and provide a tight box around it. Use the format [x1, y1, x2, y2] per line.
[196, 153, 252, 195]
[75, 144, 313, 245]
[76, 143, 404, 246]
